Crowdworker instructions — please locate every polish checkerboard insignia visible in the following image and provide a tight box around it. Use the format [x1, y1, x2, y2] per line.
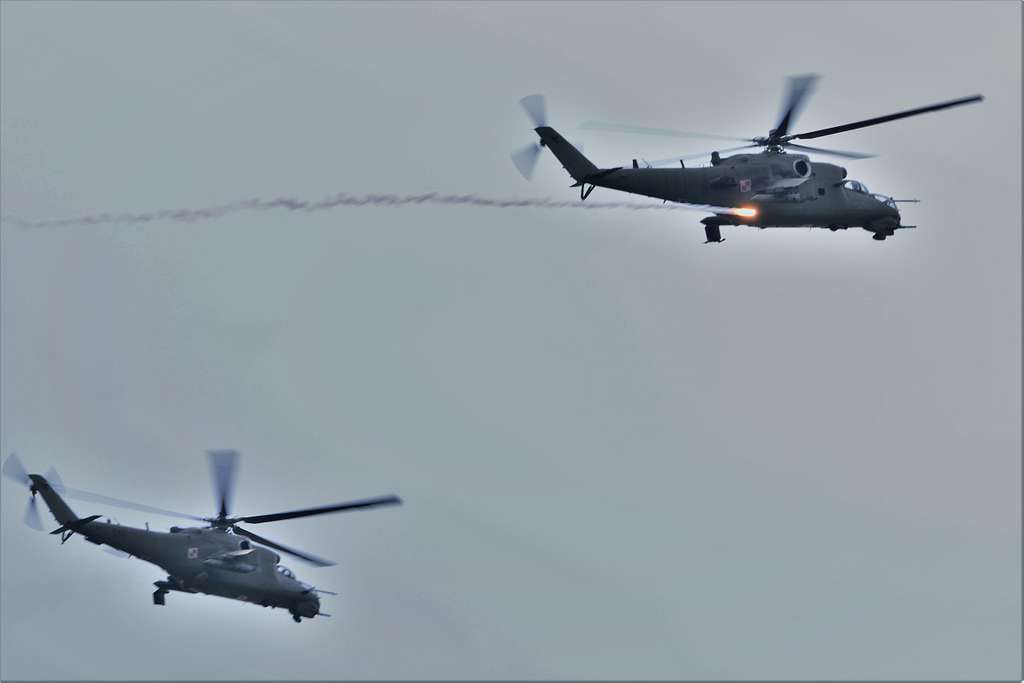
[187, 547, 199, 559]
[739, 178, 752, 192]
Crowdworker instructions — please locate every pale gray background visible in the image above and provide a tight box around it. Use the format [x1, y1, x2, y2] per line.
[1, 1, 1020, 680]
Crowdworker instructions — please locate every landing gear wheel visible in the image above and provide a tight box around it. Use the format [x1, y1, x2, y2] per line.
[293, 615, 301, 623]
[153, 589, 167, 606]
[872, 232, 888, 241]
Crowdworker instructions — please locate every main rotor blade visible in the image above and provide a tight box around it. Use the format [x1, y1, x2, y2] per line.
[790, 94, 983, 140]
[208, 449, 239, 518]
[237, 495, 403, 525]
[647, 144, 761, 167]
[774, 73, 819, 138]
[782, 142, 876, 159]
[2, 453, 30, 486]
[57, 486, 207, 521]
[579, 120, 752, 143]
[233, 526, 335, 567]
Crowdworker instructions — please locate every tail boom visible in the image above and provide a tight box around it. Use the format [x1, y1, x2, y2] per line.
[28, 474, 78, 525]
[534, 127, 598, 182]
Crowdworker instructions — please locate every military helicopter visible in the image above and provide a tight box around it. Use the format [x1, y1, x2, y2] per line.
[511, 75, 982, 243]
[1, 451, 401, 622]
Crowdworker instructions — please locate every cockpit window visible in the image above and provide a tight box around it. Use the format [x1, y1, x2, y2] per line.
[871, 193, 898, 209]
[276, 565, 295, 579]
[842, 180, 870, 194]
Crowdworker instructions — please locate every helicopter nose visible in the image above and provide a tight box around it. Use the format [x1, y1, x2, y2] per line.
[293, 594, 320, 618]
[877, 197, 900, 219]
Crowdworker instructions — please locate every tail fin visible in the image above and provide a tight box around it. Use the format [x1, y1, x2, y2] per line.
[28, 474, 78, 525]
[535, 127, 598, 182]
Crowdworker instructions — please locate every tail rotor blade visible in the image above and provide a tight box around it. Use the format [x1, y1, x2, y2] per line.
[24, 496, 43, 531]
[208, 449, 239, 519]
[511, 143, 543, 180]
[44, 466, 65, 492]
[519, 94, 547, 128]
[2, 453, 30, 486]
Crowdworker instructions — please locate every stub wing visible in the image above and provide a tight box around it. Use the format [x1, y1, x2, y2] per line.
[749, 177, 810, 199]
[202, 547, 258, 572]
[209, 548, 256, 562]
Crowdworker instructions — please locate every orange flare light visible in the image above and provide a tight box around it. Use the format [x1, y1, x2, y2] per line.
[735, 207, 757, 218]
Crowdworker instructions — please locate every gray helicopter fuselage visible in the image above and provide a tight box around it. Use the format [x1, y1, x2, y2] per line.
[535, 126, 903, 238]
[595, 154, 897, 228]
[29, 475, 320, 618]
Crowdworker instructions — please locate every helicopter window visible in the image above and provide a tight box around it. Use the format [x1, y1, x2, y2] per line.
[842, 180, 869, 194]
[872, 193, 898, 209]
[239, 540, 251, 550]
[817, 187, 826, 196]
[276, 565, 295, 579]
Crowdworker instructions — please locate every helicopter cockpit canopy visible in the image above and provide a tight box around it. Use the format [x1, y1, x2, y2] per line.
[842, 180, 897, 208]
[872, 193, 898, 209]
[276, 565, 295, 579]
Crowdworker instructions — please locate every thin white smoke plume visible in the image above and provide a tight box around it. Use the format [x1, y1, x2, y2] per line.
[0, 192, 742, 229]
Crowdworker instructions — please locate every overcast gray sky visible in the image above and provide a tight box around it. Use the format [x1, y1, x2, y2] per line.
[1, 1, 1020, 680]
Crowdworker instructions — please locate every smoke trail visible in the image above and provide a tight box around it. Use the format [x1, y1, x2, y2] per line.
[0, 192, 741, 229]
